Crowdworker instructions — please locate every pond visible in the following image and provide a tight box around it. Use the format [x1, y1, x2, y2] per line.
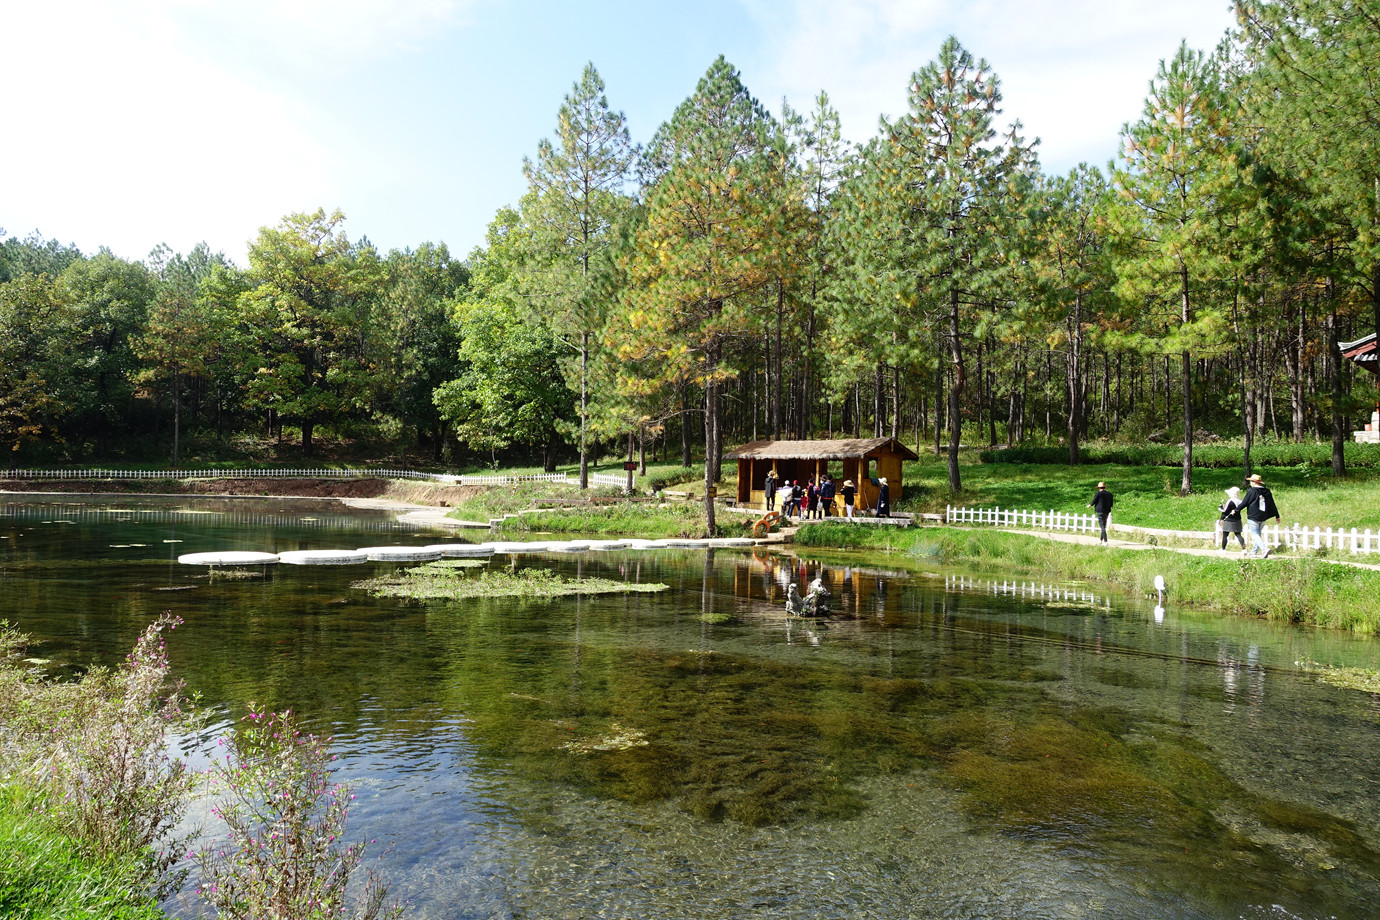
[4, 495, 1380, 920]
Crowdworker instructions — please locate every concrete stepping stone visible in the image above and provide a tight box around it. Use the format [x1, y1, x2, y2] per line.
[357, 546, 443, 562]
[278, 550, 369, 565]
[178, 551, 279, 566]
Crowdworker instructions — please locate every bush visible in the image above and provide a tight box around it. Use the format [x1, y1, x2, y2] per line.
[0, 614, 199, 896]
[195, 706, 400, 920]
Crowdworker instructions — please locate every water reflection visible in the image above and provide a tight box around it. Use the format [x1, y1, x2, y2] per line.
[4, 501, 1380, 919]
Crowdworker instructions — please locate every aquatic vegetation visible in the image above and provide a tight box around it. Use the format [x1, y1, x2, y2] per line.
[354, 563, 670, 601]
[1294, 659, 1380, 694]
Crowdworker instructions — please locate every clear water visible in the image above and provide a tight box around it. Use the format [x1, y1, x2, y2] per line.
[4, 495, 1380, 919]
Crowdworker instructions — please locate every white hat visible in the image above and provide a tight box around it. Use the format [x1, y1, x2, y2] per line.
[1225, 486, 1241, 499]
[879, 477, 888, 485]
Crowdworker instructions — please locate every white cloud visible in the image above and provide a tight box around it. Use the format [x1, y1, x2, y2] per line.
[744, 0, 1238, 172]
[0, 0, 472, 262]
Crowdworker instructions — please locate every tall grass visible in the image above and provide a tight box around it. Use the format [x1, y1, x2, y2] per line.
[0, 786, 166, 920]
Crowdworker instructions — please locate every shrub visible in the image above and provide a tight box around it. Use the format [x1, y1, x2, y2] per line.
[195, 706, 400, 920]
[0, 614, 199, 896]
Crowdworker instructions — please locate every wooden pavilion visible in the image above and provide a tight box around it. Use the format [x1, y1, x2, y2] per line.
[1341, 334, 1380, 442]
[726, 437, 920, 512]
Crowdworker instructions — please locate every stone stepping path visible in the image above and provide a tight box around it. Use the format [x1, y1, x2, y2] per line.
[178, 537, 760, 567]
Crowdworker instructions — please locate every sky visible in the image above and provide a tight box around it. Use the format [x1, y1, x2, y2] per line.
[0, 0, 1239, 267]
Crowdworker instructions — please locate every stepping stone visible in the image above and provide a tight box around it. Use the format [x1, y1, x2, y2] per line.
[489, 542, 553, 554]
[278, 550, 369, 565]
[583, 540, 630, 551]
[426, 543, 495, 557]
[357, 546, 443, 562]
[178, 551, 279, 566]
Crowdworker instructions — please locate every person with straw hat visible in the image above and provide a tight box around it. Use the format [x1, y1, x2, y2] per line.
[1218, 485, 1247, 553]
[1242, 473, 1281, 558]
[841, 479, 857, 519]
[1086, 481, 1114, 544]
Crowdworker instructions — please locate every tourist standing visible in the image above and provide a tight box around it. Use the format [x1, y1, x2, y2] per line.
[842, 479, 856, 519]
[876, 477, 891, 517]
[1087, 481, 1113, 545]
[820, 475, 836, 517]
[1218, 485, 1246, 552]
[789, 480, 803, 519]
[1242, 473, 1281, 558]
[764, 468, 778, 512]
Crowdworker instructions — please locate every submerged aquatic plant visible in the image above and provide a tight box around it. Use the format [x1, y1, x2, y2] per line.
[355, 564, 669, 601]
[1295, 659, 1380, 694]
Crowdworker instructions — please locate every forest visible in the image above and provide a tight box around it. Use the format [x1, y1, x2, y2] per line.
[1, 0, 1377, 503]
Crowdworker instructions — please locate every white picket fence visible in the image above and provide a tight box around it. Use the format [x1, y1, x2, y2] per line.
[946, 504, 1380, 557]
[1, 468, 615, 488]
[947, 505, 1103, 535]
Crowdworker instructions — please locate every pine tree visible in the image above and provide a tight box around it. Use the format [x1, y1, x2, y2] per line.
[870, 36, 1032, 493]
[616, 57, 785, 534]
[522, 63, 636, 487]
[1111, 42, 1241, 494]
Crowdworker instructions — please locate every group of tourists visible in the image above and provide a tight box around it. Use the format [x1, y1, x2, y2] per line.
[1216, 473, 1282, 558]
[1088, 473, 1282, 557]
[763, 469, 890, 521]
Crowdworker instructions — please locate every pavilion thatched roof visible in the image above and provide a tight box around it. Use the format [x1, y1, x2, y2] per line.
[726, 437, 919, 461]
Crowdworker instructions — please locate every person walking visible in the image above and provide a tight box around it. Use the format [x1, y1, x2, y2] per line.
[1218, 485, 1247, 553]
[805, 480, 819, 519]
[842, 479, 856, 519]
[1087, 481, 1114, 545]
[820, 475, 836, 517]
[764, 468, 778, 512]
[1242, 473, 1281, 558]
[789, 480, 803, 520]
[876, 477, 891, 517]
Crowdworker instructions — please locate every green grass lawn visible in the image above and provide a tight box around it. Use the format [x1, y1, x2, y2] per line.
[899, 458, 1380, 531]
[0, 786, 164, 920]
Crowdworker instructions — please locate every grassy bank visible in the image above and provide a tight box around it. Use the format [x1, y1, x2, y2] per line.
[500, 502, 754, 539]
[898, 457, 1380, 531]
[795, 523, 1380, 633]
[0, 786, 165, 920]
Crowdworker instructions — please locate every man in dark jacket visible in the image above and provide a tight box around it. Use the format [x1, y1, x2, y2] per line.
[1087, 481, 1114, 544]
[1242, 473, 1281, 558]
[819, 475, 836, 516]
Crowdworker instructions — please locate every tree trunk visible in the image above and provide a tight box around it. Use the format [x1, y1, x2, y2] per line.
[947, 288, 964, 493]
[1067, 292, 1083, 465]
[1180, 264, 1193, 496]
[1329, 277, 1347, 477]
[579, 332, 589, 489]
[703, 365, 720, 537]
